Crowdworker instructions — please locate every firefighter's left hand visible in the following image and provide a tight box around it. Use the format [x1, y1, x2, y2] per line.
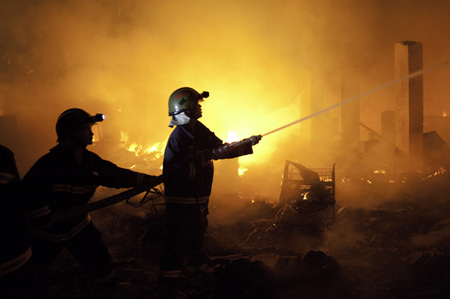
[143, 174, 164, 186]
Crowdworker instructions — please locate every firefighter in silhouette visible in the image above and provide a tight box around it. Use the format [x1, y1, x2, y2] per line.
[22, 108, 162, 287]
[0, 145, 33, 298]
[160, 87, 261, 286]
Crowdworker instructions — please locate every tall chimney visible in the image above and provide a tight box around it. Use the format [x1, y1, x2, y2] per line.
[395, 41, 423, 172]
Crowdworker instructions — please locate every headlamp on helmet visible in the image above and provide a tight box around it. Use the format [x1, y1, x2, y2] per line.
[168, 87, 209, 116]
[56, 108, 104, 142]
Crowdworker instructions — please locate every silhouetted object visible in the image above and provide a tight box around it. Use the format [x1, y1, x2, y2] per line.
[22, 108, 161, 288]
[0, 144, 33, 298]
[277, 161, 335, 232]
[160, 87, 260, 286]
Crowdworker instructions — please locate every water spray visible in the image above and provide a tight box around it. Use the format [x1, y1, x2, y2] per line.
[261, 59, 450, 138]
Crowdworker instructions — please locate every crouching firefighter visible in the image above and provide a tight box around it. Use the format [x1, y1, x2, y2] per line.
[22, 108, 163, 287]
[159, 87, 262, 286]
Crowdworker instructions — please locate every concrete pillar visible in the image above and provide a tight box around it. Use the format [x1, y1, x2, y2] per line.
[381, 110, 396, 146]
[395, 41, 423, 172]
[341, 66, 360, 149]
[298, 68, 328, 149]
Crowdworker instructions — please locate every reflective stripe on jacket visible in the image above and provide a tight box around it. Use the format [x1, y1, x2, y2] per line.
[23, 144, 145, 240]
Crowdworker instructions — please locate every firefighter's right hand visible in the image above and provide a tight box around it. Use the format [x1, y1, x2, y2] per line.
[248, 135, 262, 145]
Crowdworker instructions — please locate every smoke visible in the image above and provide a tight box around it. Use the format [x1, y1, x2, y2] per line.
[1, 0, 450, 206]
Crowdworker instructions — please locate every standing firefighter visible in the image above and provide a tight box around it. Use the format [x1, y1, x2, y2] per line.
[22, 108, 162, 288]
[160, 87, 261, 286]
[0, 145, 33, 298]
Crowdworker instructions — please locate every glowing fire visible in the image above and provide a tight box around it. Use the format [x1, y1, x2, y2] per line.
[238, 168, 248, 176]
[443, 111, 447, 117]
[119, 130, 165, 159]
[227, 131, 249, 177]
[226, 130, 240, 143]
[373, 169, 386, 174]
[424, 167, 447, 179]
[127, 143, 142, 156]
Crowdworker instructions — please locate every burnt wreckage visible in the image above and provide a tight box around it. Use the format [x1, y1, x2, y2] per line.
[276, 161, 336, 232]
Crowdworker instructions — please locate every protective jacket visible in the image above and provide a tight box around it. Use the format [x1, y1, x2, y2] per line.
[161, 121, 253, 279]
[163, 121, 252, 204]
[0, 145, 32, 277]
[22, 144, 146, 242]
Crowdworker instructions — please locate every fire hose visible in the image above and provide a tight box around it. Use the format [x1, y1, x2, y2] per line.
[46, 176, 164, 225]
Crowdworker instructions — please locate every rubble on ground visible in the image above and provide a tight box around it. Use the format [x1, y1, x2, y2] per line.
[33, 168, 450, 298]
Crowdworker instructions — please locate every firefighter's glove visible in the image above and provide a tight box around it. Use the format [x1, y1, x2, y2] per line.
[248, 135, 262, 145]
[142, 174, 164, 187]
[212, 144, 231, 160]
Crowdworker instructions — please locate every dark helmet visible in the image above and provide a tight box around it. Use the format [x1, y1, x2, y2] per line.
[168, 87, 209, 116]
[56, 108, 104, 141]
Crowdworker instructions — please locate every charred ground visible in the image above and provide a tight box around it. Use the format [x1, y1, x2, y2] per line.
[35, 167, 450, 299]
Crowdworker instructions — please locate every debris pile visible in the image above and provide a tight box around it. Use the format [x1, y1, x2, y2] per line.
[30, 166, 450, 298]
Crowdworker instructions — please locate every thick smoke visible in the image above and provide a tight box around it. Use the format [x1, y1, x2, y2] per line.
[1, 0, 450, 204]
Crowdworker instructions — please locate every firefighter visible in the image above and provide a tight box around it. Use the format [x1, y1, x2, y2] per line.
[159, 87, 261, 287]
[0, 145, 33, 298]
[22, 108, 162, 288]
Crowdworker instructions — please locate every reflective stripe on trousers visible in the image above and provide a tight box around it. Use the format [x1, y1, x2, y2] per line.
[0, 247, 32, 277]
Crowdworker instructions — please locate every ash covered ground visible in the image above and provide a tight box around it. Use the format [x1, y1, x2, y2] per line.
[36, 167, 450, 299]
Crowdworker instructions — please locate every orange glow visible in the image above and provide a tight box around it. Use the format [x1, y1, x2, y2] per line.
[4, 0, 450, 201]
[424, 167, 447, 179]
[238, 168, 248, 176]
[373, 169, 386, 174]
[226, 131, 240, 143]
[127, 143, 142, 157]
[120, 130, 165, 159]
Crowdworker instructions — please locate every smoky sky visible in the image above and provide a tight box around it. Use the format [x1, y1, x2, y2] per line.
[1, 0, 450, 199]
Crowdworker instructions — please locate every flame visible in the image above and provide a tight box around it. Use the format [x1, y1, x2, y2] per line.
[238, 168, 248, 176]
[127, 143, 142, 156]
[226, 130, 240, 143]
[424, 167, 447, 179]
[120, 130, 129, 144]
[443, 111, 447, 117]
[119, 130, 165, 159]
[373, 169, 386, 174]
[143, 141, 165, 159]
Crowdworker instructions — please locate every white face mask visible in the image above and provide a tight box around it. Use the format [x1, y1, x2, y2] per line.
[169, 111, 191, 127]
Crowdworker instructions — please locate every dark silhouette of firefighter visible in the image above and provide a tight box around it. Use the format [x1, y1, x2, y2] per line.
[0, 145, 33, 298]
[159, 87, 261, 287]
[22, 108, 162, 288]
